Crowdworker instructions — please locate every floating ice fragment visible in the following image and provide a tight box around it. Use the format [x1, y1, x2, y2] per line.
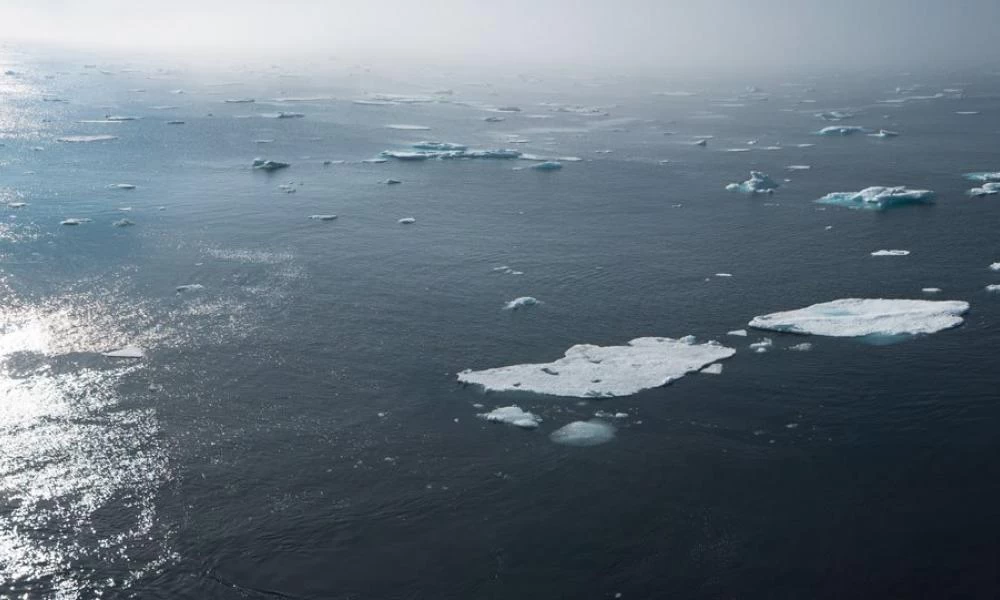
[224, 98, 255, 103]
[749, 298, 969, 337]
[786, 165, 811, 171]
[60, 218, 91, 226]
[386, 124, 431, 131]
[727, 329, 748, 337]
[103, 345, 144, 359]
[922, 287, 942, 293]
[112, 219, 134, 227]
[694, 139, 708, 147]
[309, 214, 338, 221]
[529, 161, 562, 171]
[457, 336, 736, 398]
[726, 171, 779, 194]
[868, 129, 899, 138]
[549, 421, 616, 447]
[383, 179, 402, 185]
[956, 111, 980, 115]
[166, 120, 185, 125]
[57, 135, 118, 143]
[105, 115, 139, 121]
[398, 217, 416, 224]
[701, 363, 724, 375]
[968, 182, 1000, 197]
[989, 263, 1000, 272]
[176, 284, 205, 293]
[252, 158, 290, 171]
[817, 186, 934, 210]
[987, 285, 1000, 293]
[484, 116, 505, 122]
[108, 183, 136, 190]
[503, 297, 540, 311]
[816, 111, 854, 121]
[788, 343, 813, 352]
[817, 125, 867, 136]
[478, 406, 542, 429]
[749, 338, 773, 353]
[871, 249, 910, 256]
[7, 202, 27, 208]
[412, 141, 467, 151]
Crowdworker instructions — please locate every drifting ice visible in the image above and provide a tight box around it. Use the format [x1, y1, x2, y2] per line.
[726, 171, 779, 194]
[871, 250, 910, 256]
[457, 336, 736, 398]
[549, 421, 616, 447]
[817, 126, 867, 136]
[530, 161, 563, 171]
[479, 406, 542, 429]
[309, 214, 338, 221]
[503, 297, 539, 311]
[817, 186, 934, 210]
[103, 346, 144, 359]
[749, 298, 970, 337]
[252, 158, 290, 171]
[176, 284, 205, 293]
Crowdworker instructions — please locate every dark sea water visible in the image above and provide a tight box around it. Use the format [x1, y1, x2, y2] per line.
[1, 48, 999, 599]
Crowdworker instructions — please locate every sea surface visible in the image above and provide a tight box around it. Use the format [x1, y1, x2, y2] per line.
[1, 48, 999, 599]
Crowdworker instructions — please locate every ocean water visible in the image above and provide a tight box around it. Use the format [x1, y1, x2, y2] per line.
[2, 48, 1000, 599]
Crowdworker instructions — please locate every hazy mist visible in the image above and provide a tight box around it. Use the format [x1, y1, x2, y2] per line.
[2, 0, 999, 74]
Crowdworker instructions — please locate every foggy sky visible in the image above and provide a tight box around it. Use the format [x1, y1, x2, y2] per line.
[2, 0, 999, 73]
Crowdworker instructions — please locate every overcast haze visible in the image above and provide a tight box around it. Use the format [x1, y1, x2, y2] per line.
[2, 0, 1000, 73]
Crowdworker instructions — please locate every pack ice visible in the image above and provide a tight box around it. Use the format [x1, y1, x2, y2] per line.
[457, 336, 736, 398]
[726, 171, 779, 194]
[749, 299, 970, 337]
[816, 186, 934, 210]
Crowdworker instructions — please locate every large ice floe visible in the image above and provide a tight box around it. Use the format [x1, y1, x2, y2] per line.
[726, 171, 779, 194]
[549, 421, 616, 447]
[816, 186, 934, 210]
[478, 406, 542, 429]
[457, 336, 736, 398]
[749, 299, 970, 338]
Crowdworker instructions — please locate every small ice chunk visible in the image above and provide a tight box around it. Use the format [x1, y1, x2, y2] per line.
[726, 171, 779, 194]
[549, 421, 616, 447]
[458, 336, 736, 398]
[386, 124, 431, 131]
[787, 343, 813, 352]
[60, 218, 91, 226]
[529, 161, 562, 171]
[57, 135, 118, 143]
[749, 298, 970, 337]
[817, 186, 934, 210]
[478, 406, 542, 429]
[105, 115, 139, 122]
[727, 329, 748, 337]
[7, 202, 27, 208]
[817, 125, 867, 136]
[166, 120, 185, 125]
[749, 338, 773, 353]
[383, 179, 402, 185]
[252, 158, 290, 171]
[989, 263, 1000, 272]
[715, 273, 733, 277]
[309, 214, 338, 221]
[412, 141, 467, 151]
[956, 111, 980, 115]
[398, 217, 416, 224]
[108, 183, 136, 190]
[968, 182, 1000, 197]
[103, 345, 144, 359]
[868, 129, 899, 138]
[786, 165, 811, 171]
[224, 98, 255, 103]
[176, 284, 205, 293]
[694, 139, 708, 147]
[112, 219, 134, 227]
[484, 116, 505, 122]
[987, 285, 1000, 293]
[871, 249, 910, 256]
[922, 288, 942, 294]
[701, 363, 723, 375]
[503, 297, 540, 311]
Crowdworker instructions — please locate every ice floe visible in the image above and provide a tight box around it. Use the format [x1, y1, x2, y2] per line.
[701, 363, 724, 375]
[176, 284, 205, 293]
[102, 346, 144, 359]
[503, 297, 539, 311]
[386, 124, 431, 131]
[252, 158, 290, 171]
[108, 183, 136, 190]
[398, 217, 416, 224]
[478, 406, 542, 429]
[749, 298, 970, 337]
[727, 329, 748, 337]
[60, 218, 91, 226]
[112, 219, 134, 227]
[57, 135, 118, 143]
[549, 421, 616, 447]
[749, 338, 773, 353]
[726, 171, 779, 194]
[990, 263, 1000, 272]
[529, 161, 562, 171]
[817, 186, 934, 210]
[817, 125, 867, 136]
[871, 249, 910, 256]
[788, 343, 813, 352]
[968, 183, 1000, 197]
[457, 336, 736, 398]
[309, 214, 338, 221]
[987, 285, 1000, 293]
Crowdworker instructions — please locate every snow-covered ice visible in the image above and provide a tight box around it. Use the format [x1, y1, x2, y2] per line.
[457, 336, 736, 398]
[549, 421, 616, 447]
[817, 186, 934, 210]
[749, 298, 970, 337]
[727, 329, 748, 337]
[478, 406, 542, 429]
